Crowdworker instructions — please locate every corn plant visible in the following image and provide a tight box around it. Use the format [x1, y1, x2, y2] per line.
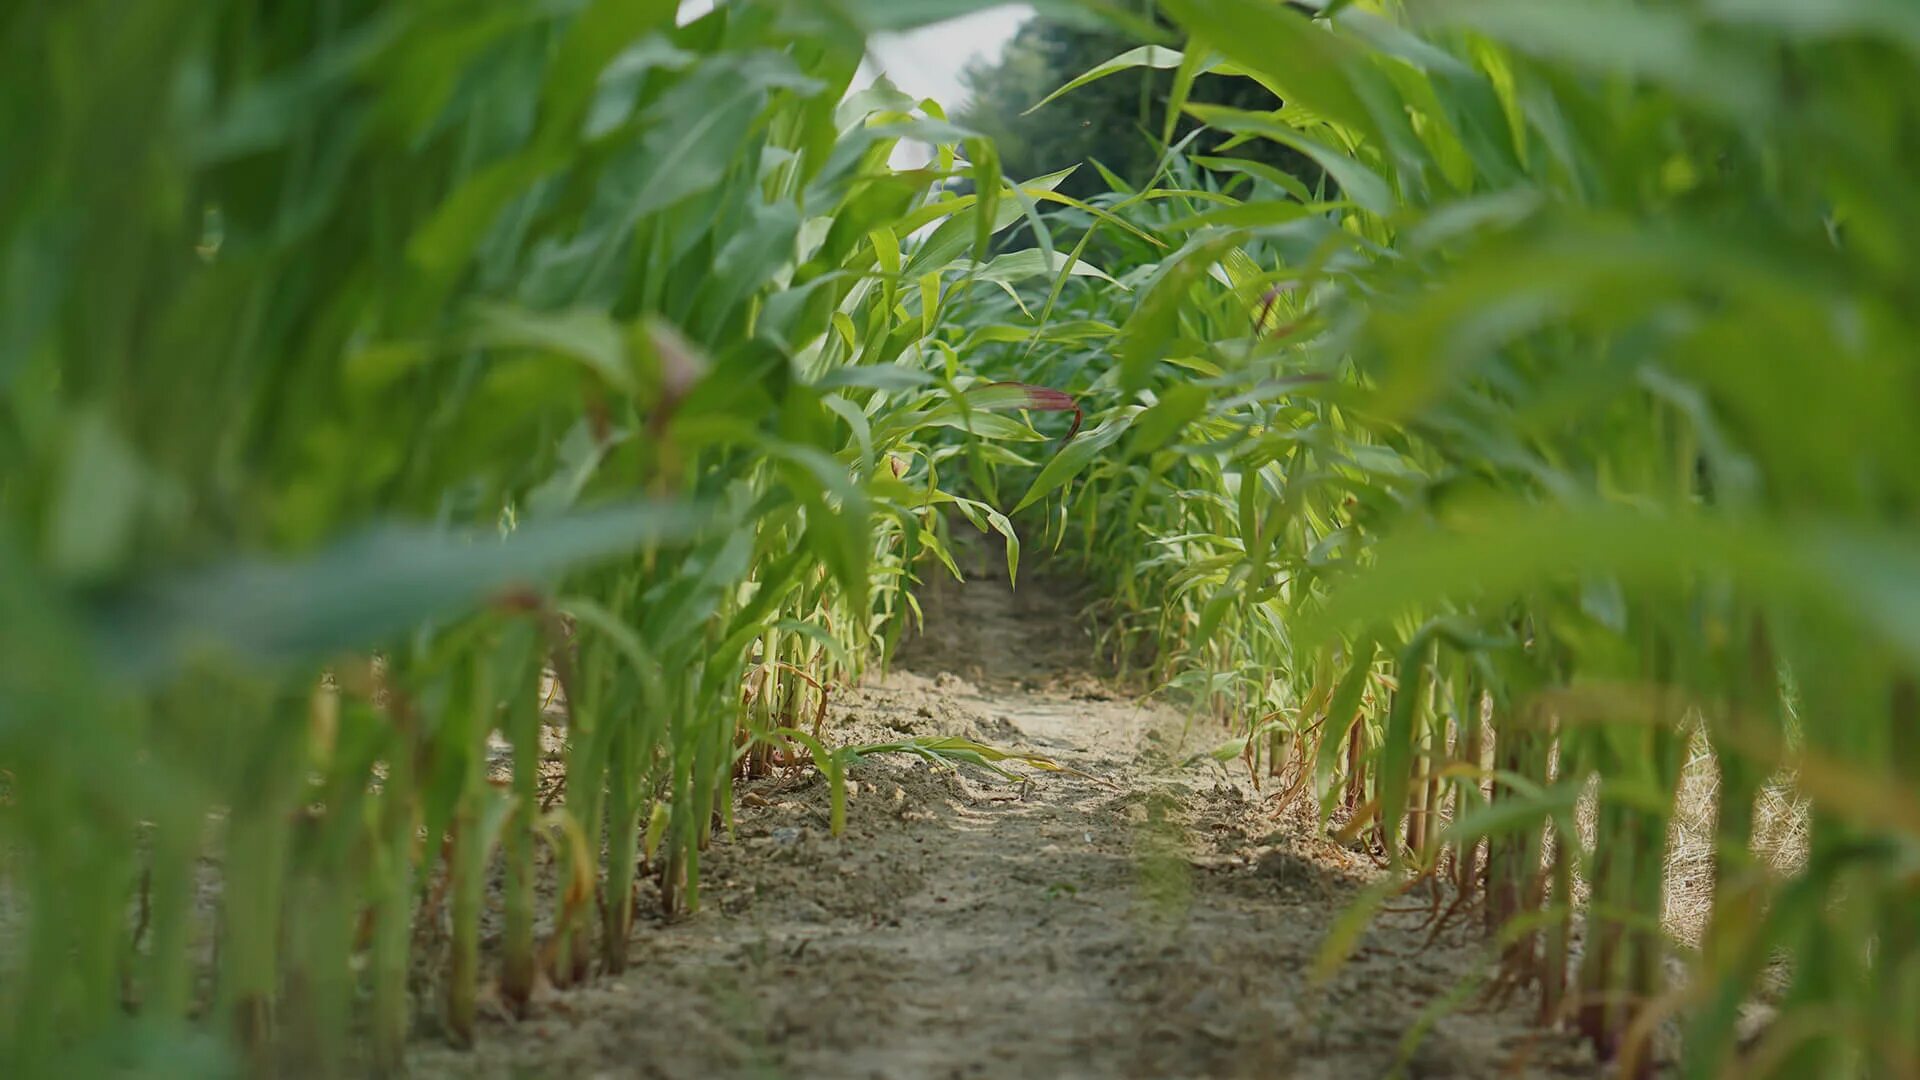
[9, 0, 1920, 1077]
[947, 1, 1920, 1076]
[0, 1, 1111, 1074]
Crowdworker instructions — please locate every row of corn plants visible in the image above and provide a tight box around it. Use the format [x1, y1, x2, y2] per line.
[942, 1, 1920, 1076]
[0, 1, 1127, 1074]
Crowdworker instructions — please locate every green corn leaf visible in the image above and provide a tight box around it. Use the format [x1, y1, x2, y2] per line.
[1014, 408, 1140, 512]
[93, 501, 713, 683]
[1024, 45, 1192, 116]
[1185, 103, 1394, 215]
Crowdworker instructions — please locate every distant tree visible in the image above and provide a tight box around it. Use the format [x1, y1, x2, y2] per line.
[957, 16, 1322, 201]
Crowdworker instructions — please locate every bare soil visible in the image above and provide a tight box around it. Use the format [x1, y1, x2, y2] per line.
[409, 544, 1597, 1080]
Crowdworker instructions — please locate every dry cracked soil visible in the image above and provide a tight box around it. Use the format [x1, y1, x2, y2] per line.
[409, 541, 1597, 1080]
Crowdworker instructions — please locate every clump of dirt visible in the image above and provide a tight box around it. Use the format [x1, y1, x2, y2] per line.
[408, 537, 1598, 1080]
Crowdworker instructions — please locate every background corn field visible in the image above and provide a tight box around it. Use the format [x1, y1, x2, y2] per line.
[3, 0, 1917, 1077]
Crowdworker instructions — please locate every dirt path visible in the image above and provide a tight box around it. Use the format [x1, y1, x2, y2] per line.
[411, 545, 1593, 1080]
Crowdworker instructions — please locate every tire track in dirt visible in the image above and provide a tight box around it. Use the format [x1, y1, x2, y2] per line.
[410, 543, 1595, 1079]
